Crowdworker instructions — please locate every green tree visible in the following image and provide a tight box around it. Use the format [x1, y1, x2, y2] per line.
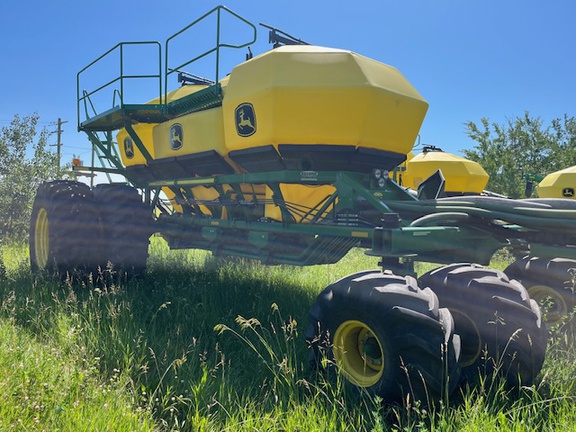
[462, 112, 576, 198]
[0, 114, 64, 241]
[549, 114, 576, 168]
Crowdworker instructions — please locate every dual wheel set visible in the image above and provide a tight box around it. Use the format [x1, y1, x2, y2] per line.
[30, 180, 151, 280]
[29, 180, 576, 403]
[305, 259, 576, 402]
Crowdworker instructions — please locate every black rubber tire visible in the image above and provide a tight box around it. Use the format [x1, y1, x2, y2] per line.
[419, 263, 548, 387]
[306, 271, 461, 403]
[29, 180, 96, 278]
[92, 184, 152, 279]
[504, 256, 576, 328]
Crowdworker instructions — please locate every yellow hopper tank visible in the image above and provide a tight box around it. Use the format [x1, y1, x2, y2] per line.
[117, 85, 216, 167]
[118, 46, 427, 177]
[402, 148, 489, 195]
[536, 166, 576, 199]
[222, 45, 428, 173]
[119, 79, 238, 184]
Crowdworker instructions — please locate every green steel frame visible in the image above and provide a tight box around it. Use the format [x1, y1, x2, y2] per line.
[151, 170, 507, 270]
[142, 167, 576, 274]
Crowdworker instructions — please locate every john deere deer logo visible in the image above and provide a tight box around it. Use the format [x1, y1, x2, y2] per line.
[235, 103, 256, 137]
[124, 137, 134, 159]
[563, 187, 575, 198]
[170, 123, 183, 150]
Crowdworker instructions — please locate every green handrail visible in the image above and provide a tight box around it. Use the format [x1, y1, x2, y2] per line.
[76, 41, 162, 130]
[76, 6, 257, 131]
[164, 5, 257, 96]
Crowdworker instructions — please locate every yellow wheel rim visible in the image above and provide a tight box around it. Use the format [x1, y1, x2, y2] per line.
[528, 285, 568, 326]
[333, 320, 384, 387]
[34, 208, 49, 270]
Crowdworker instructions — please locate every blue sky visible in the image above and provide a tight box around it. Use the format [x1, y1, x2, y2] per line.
[1, 0, 574, 168]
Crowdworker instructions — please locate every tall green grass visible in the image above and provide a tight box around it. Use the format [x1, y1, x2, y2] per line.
[0, 238, 575, 431]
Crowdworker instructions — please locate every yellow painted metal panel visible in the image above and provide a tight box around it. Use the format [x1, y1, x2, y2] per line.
[265, 184, 336, 222]
[117, 123, 156, 166]
[152, 107, 228, 159]
[162, 187, 183, 213]
[116, 84, 220, 166]
[390, 151, 414, 183]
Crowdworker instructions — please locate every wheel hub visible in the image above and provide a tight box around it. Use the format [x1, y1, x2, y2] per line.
[333, 320, 384, 387]
[528, 285, 569, 326]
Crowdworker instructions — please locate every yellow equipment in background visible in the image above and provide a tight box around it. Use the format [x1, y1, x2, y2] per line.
[536, 166, 576, 199]
[401, 146, 489, 195]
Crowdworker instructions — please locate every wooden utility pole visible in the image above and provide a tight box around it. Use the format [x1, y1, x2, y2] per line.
[50, 118, 68, 177]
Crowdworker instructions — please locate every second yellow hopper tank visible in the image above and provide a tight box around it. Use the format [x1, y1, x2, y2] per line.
[536, 166, 576, 199]
[402, 147, 489, 195]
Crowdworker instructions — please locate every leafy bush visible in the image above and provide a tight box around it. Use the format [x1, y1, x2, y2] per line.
[0, 114, 67, 241]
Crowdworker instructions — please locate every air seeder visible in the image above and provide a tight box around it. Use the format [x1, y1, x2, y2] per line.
[30, 6, 576, 402]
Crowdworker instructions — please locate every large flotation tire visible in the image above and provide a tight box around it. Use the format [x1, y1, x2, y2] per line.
[306, 271, 461, 403]
[30, 180, 96, 278]
[419, 263, 548, 387]
[92, 184, 152, 279]
[504, 256, 576, 328]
